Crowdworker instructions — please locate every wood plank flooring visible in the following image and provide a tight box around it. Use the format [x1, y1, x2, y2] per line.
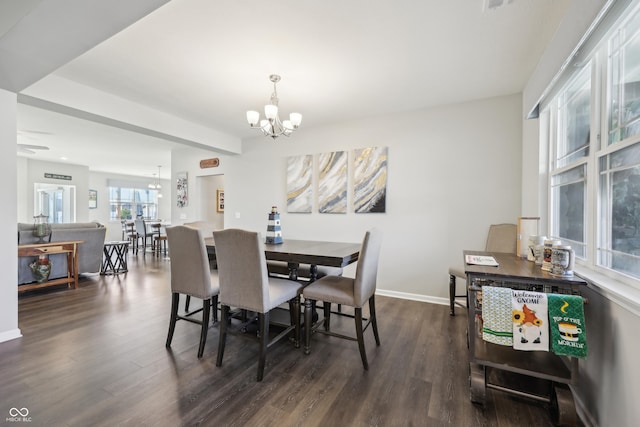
[2, 253, 563, 426]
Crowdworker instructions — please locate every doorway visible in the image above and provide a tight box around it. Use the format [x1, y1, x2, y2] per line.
[34, 183, 76, 223]
[198, 174, 224, 229]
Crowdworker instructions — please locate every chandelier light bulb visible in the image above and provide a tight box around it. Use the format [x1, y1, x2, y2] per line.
[246, 74, 302, 139]
[289, 112, 302, 128]
[246, 110, 259, 126]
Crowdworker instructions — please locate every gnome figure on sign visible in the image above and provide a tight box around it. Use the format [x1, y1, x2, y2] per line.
[513, 304, 543, 344]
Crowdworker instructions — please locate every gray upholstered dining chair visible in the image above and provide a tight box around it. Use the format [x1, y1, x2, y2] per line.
[213, 228, 302, 382]
[165, 225, 219, 358]
[448, 223, 517, 315]
[302, 228, 382, 370]
[134, 218, 154, 255]
[183, 221, 219, 312]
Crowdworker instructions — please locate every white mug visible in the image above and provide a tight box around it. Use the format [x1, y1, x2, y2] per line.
[542, 239, 561, 271]
[551, 244, 575, 277]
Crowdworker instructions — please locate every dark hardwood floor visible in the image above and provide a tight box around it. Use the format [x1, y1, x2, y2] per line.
[2, 253, 562, 426]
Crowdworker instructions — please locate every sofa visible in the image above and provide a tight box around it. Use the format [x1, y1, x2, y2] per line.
[18, 222, 107, 285]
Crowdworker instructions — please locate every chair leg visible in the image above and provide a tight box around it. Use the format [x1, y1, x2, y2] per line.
[355, 307, 369, 370]
[323, 302, 331, 331]
[185, 295, 191, 312]
[257, 312, 269, 382]
[216, 305, 229, 367]
[211, 295, 218, 323]
[303, 298, 314, 355]
[166, 293, 180, 348]
[449, 274, 456, 316]
[197, 299, 211, 358]
[369, 295, 380, 346]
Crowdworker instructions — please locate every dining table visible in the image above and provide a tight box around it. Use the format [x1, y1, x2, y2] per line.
[204, 237, 361, 281]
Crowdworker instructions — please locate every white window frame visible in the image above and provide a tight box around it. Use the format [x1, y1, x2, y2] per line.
[544, 3, 640, 290]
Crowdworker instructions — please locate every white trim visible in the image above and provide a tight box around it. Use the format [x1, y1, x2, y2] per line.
[575, 266, 640, 316]
[376, 289, 449, 306]
[572, 387, 597, 427]
[0, 328, 22, 343]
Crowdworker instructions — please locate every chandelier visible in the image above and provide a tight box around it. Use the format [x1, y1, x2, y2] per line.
[246, 74, 302, 139]
[149, 165, 163, 198]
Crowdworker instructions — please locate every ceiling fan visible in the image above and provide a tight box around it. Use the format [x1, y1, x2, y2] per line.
[17, 144, 50, 155]
[17, 129, 52, 154]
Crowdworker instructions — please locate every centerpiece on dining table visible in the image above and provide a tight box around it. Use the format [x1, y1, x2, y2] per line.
[266, 206, 283, 244]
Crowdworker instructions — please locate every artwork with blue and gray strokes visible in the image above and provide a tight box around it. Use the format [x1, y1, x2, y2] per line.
[353, 146, 387, 213]
[318, 151, 347, 213]
[286, 154, 312, 213]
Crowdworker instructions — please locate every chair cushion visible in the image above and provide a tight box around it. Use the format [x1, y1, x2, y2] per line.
[266, 277, 303, 311]
[182, 271, 219, 299]
[303, 275, 357, 307]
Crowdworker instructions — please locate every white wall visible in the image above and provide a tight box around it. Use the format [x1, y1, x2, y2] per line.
[221, 94, 523, 300]
[0, 89, 20, 342]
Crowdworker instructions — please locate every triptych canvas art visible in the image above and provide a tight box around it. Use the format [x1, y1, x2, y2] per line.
[286, 146, 387, 214]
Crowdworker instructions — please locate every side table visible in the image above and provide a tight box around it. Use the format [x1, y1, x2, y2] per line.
[101, 241, 129, 275]
[18, 240, 83, 292]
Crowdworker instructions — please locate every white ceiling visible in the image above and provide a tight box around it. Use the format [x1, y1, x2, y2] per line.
[11, 0, 571, 178]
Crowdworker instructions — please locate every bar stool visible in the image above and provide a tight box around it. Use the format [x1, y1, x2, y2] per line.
[154, 235, 167, 256]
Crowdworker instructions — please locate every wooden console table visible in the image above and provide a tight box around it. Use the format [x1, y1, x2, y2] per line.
[18, 240, 83, 292]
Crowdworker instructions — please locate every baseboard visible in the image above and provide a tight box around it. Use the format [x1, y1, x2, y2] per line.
[572, 385, 596, 427]
[0, 328, 22, 343]
[376, 289, 449, 306]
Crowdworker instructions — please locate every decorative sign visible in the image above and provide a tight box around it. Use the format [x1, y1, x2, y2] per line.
[200, 158, 220, 169]
[44, 173, 72, 181]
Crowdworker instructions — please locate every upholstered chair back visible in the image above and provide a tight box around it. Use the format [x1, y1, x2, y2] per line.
[485, 223, 517, 253]
[213, 229, 270, 313]
[134, 219, 147, 236]
[353, 228, 383, 307]
[166, 225, 214, 299]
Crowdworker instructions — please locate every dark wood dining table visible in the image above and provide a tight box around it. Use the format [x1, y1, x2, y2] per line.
[204, 237, 361, 281]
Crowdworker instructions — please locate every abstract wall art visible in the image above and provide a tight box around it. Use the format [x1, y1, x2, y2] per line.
[317, 151, 347, 213]
[353, 146, 387, 213]
[176, 172, 188, 207]
[286, 154, 313, 213]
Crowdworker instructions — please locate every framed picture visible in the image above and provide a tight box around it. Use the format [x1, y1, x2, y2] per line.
[89, 189, 97, 209]
[216, 189, 224, 212]
[177, 172, 188, 207]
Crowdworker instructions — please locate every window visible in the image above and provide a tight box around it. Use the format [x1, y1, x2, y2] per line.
[549, 64, 591, 259]
[598, 142, 640, 279]
[608, 10, 640, 145]
[557, 65, 591, 168]
[109, 186, 159, 221]
[551, 165, 586, 257]
[544, 1, 640, 284]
